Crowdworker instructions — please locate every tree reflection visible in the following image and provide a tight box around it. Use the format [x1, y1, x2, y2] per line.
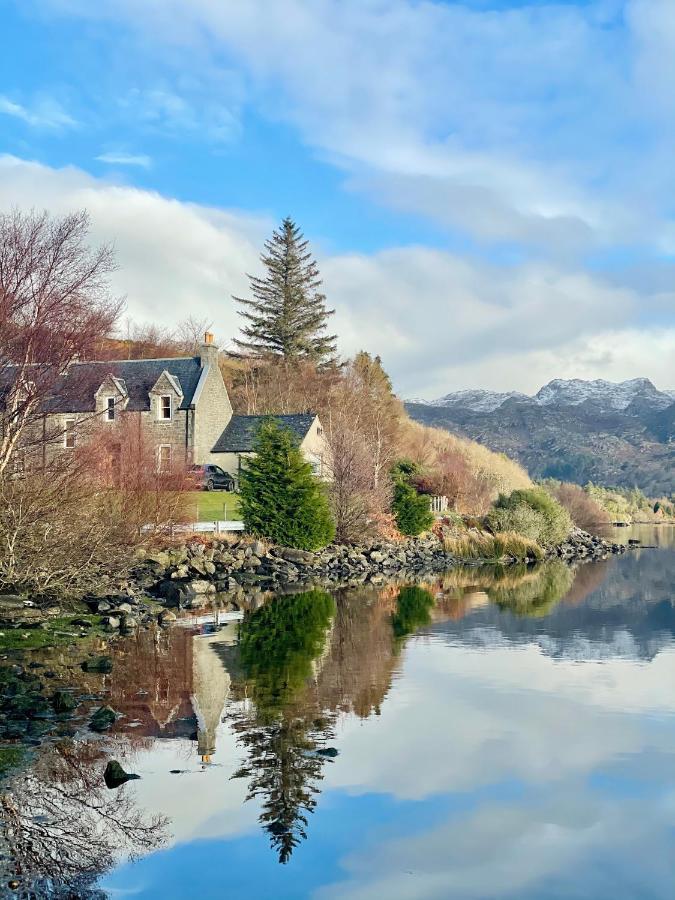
[392, 586, 435, 641]
[0, 739, 167, 897]
[487, 559, 574, 617]
[230, 589, 336, 864]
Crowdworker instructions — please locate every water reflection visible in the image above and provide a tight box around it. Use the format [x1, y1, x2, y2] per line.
[229, 590, 337, 863]
[1, 527, 674, 897]
[0, 740, 166, 898]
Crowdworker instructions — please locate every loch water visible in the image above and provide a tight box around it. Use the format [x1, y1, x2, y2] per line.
[1, 526, 675, 899]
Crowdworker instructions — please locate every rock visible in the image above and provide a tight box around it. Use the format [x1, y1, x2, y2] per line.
[102, 616, 121, 631]
[278, 547, 315, 565]
[145, 550, 170, 568]
[189, 579, 216, 595]
[251, 540, 266, 557]
[121, 616, 139, 631]
[104, 759, 140, 789]
[90, 706, 117, 733]
[51, 690, 78, 713]
[81, 656, 113, 674]
[97, 601, 111, 613]
[111, 603, 133, 615]
[158, 610, 177, 625]
[70, 618, 92, 628]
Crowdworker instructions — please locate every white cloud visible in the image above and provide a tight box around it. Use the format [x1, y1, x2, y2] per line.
[31, 0, 656, 249]
[1, 154, 672, 395]
[0, 93, 76, 129]
[96, 151, 152, 168]
[313, 637, 675, 898]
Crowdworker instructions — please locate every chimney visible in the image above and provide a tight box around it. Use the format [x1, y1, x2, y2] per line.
[199, 331, 219, 368]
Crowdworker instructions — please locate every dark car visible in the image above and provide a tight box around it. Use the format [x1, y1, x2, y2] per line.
[189, 464, 236, 492]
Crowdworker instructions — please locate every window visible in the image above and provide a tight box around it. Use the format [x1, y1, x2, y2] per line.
[157, 444, 172, 473]
[159, 395, 172, 420]
[64, 418, 76, 449]
[106, 397, 116, 421]
[316, 426, 323, 436]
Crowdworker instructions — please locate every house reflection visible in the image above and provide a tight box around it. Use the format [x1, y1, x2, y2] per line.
[191, 620, 239, 763]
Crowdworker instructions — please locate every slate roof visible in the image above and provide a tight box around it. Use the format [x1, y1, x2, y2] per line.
[213, 414, 316, 453]
[0, 357, 203, 413]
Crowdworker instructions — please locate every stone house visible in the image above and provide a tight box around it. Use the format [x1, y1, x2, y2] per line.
[10, 334, 327, 480]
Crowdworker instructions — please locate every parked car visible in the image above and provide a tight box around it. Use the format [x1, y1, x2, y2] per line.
[189, 464, 236, 492]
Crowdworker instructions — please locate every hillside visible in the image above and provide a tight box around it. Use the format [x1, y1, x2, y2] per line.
[406, 378, 675, 495]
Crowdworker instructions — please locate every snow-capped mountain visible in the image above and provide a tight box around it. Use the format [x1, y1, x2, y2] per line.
[411, 378, 674, 414]
[534, 378, 673, 411]
[425, 389, 530, 413]
[405, 377, 675, 493]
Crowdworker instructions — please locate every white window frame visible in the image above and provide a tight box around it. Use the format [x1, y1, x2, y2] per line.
[157, 444, 172, 473]
[105, 397, 116, 421]
[158, 395, 173, 421]
[64, 418, 76, 449]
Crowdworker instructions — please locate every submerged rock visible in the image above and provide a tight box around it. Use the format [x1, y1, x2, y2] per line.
[90, 706, 117, 733]
[51, 690, 77, 713]
[81, 656, 113, 674]
[104, 759, 140, 789]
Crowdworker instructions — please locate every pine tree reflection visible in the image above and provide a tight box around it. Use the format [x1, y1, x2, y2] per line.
[229, 589, 337, 864]
[0, 739, 166, 897]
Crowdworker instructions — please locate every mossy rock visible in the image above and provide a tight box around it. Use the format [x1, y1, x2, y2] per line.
[104, 759, 140, 789]
[90, 706, 117, 733]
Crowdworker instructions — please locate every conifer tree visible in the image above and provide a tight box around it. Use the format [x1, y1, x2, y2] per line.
[239, 420, 335, 550]
[391, 460, 434, 536]
[233, 217, 338, 365]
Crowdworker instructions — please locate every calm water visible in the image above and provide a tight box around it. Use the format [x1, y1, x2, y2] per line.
[2, 526, 675, 899]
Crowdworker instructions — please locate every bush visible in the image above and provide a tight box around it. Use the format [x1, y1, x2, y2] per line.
[488, 487, 572, 547]
[239, 420, 335, 550]
[549, 482, 608, 531]
[391, 461, 434, 536]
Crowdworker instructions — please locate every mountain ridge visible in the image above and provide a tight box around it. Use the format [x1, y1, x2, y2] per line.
[405, 377, 675, 495]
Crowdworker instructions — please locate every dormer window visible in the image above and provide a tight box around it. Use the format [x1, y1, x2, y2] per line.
[159, 395, 172, 420]
[106, 397, 116, 421]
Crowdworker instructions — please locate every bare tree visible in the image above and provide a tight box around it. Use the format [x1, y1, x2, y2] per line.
[0, 740, 166, 896]
[0, 209, 122, 474]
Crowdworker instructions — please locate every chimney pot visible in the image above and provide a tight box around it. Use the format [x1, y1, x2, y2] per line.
[204, 331, 214, 345]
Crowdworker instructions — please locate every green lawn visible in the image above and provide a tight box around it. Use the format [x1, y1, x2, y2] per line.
[187, 490, 242, 521]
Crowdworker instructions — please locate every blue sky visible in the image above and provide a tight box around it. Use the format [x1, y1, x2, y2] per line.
[0, 0, 674, 396]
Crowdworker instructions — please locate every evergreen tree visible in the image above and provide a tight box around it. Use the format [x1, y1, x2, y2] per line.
[233, 217, 338, 365]
[240, 420, 335, 550]
[391, 460, 434, 536]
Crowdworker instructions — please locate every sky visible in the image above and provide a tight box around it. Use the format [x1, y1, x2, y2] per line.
[0, 0, 674, 398]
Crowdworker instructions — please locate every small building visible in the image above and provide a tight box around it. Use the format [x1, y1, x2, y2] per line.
[213, 412, 327, 483]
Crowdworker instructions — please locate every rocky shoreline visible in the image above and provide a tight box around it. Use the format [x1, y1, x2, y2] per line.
[0, 527, 629, 635]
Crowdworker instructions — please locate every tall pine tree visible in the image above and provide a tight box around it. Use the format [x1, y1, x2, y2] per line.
[233, 218, 338, 364]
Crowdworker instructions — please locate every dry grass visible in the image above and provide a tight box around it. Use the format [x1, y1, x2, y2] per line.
[442, 530, 544, 562]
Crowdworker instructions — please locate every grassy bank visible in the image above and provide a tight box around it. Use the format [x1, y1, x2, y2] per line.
[185, 491, 241, 521]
